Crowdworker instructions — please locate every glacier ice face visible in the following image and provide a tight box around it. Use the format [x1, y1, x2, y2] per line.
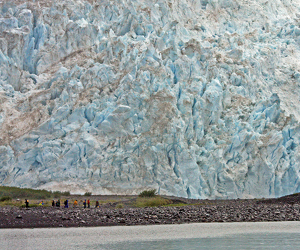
[1, 0, 300, 198]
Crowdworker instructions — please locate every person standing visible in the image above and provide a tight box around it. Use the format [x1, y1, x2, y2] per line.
[83, 200, 86, 208]
[73, 200, 78, 208]
[64, 200, 69, 208]
[52, 200, 55, 207]
[25, 199, 29, 208]
[87, 199, 90, 208]
[95, 200, 99, 208]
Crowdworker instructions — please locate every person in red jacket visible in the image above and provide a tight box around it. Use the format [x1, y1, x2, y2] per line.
[87, 199, 90, 208]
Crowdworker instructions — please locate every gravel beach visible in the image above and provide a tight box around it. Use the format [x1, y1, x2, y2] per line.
[1, 194, 300, 228]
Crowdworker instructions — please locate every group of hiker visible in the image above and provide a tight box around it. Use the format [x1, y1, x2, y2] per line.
[24, 199, 100, 208]
[24, 199, 50, 208]
[51, 199, 100, 208]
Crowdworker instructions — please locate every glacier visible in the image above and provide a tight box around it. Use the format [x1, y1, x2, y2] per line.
[1, 0, 300, 199]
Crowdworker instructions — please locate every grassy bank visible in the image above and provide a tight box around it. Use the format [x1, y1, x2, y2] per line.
[134, 197, 173, 207]
[0, 187, 195, 208]
[0, 186, 70, 200]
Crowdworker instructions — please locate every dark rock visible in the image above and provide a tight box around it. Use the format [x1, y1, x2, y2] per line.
[118, 219, 126, 223]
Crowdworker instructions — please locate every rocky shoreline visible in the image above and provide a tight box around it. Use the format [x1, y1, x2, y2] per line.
[1, 194, 300, 229]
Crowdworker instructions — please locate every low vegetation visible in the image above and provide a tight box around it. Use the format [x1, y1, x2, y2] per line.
[115, 203, 124, 208]
[134, 197, 172, 207]
[136, 189, 180, 207]
[0, 186, 70, 200]
[52, 191, 71, 198]
[0, 196, 12, 202]
[138, 189, 157, 197]
[0, 186, 188, 208]
[98, 199, 117, 204]
[20, 204, 39, 208]
[0, 199, 23, 207]
[0, 186, 120, 207]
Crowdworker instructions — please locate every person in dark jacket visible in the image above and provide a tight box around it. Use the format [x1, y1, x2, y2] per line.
[52, 200, 55, 207]
[56, 200, 60, 207]
[83, 200, 86, 208]
[95, 200, 99, 208]
[64, 200, 69, 208]
[25, 199, 29, 208]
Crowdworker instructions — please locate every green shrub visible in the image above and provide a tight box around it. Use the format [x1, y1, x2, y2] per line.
[52, 191, 62, 198]
[138, 189, 157, 197]
[52, 190, 70, 198]
[0, 200, 22, 207]
[84, 192, 92, 196]
[116, 203, 124, 209]
[135, 197, 172, 207]
[0, 196, 12, 202]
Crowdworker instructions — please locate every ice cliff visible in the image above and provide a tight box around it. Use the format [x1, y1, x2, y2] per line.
[1, 0, 300, 199]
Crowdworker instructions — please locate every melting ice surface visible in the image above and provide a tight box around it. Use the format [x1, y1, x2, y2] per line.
[1, 0, 300, 199]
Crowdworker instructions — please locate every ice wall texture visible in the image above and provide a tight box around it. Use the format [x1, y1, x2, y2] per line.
[1, 0, 300, 198]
